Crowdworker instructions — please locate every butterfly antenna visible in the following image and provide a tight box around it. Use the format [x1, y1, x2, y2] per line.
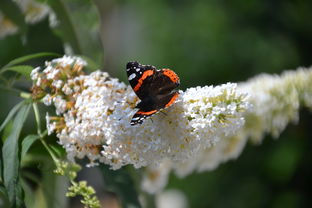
[160, 111, 167, 116]
[118, 111, 134, 121]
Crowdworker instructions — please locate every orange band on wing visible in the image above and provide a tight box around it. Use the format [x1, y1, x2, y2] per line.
[136, 110, 157, 115]
[163, 69, 179, 83]
[133, 70, 154, 92]
[165, 93, 179, 108]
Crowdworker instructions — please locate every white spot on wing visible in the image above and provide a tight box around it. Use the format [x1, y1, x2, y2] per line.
[128, 73, 136, 80]
[136, 68, 140, 72]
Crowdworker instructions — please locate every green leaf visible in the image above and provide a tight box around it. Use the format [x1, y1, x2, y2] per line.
[2, 103, 31, 206]
[15, 182, 24, 208]
[0, 185, 10, 208]
[5, 52, 59, 67]
[99, 165, 142, 208]
[4, 65, 34, 79]
[20, 177, 35, 208]
[0, 138, 3, 182]
[21, 135, 40, 158]
[0, 100, 25, 133]
[1, 121, 13, 182]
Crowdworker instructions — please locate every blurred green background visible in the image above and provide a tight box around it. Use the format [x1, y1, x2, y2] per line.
[0, 0, 312, 207]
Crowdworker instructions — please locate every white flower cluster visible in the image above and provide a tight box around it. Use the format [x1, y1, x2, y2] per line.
[0, 0, 51, 39]
[141, 66, 312, 193]
[31, 56, 250, 169]
[239, 67, 312, 143]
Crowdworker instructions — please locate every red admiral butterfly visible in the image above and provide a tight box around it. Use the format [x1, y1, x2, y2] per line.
[127, 61, 180, 125]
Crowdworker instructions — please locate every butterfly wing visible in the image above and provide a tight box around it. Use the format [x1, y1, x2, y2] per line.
[147, 69, 180, 96]
[126, 61, 156, 100]
[130, 91, 179, 125]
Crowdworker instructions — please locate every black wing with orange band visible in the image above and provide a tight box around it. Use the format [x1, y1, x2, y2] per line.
[126, 61, 156, 100]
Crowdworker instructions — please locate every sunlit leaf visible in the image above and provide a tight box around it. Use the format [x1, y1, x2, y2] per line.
[0, 100, 25, 133]
[2, 103, 31, 206]
[21, 135, 40, 158]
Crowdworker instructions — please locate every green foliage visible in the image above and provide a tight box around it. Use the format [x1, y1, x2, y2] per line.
[2, 52, 59, 68]
[66, 181, 100, 208]
[54, 161, 100, 208]
[2, 102, 31, 207]
[54, 160, 81, 180]
[0, 100, 25, 132]
[2, 65, 34, 80]
[21, 134, 40, 157]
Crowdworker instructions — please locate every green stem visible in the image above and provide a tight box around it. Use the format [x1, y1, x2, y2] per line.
[40, 136, 58, 163]
[32, 103, 59, 163]
[0, 85, 30, 98]
[21, 92, 31, 99]
[32, 103, 42, 136]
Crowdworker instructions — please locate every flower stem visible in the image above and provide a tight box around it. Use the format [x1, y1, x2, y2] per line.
[21, 92, 31, 99]
[33, 103, 42, 136]
[32, 103, 59, 163]
[40, 136, 58, 163]
[0, 85, 31, 98]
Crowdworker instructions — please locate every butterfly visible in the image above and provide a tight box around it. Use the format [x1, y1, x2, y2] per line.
[126, 61, 180, 125]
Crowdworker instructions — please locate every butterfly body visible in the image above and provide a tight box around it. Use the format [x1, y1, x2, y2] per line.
[126, 61, 180, 125]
